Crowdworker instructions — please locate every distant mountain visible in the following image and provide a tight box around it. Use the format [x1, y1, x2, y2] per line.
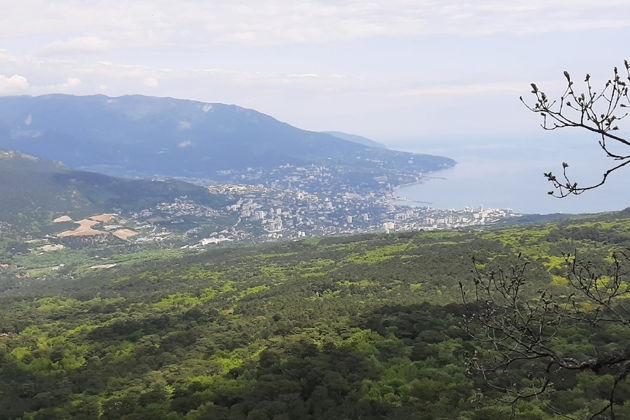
[324, 131, 387, 149]
[0, 149, 230, 226]
[0, 94, 454, 182]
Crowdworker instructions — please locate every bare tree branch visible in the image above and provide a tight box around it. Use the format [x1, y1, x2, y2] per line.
[522, 60, 630, 197]
[461, 251, 630, 418]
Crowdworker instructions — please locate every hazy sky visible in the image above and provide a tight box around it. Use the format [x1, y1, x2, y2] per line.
[1, 1, 629, 147]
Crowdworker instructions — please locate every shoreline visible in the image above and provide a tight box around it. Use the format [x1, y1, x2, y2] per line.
[390, 174, 450, 207]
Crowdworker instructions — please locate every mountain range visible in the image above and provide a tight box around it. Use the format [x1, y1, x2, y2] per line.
[0, 94, 454, 181]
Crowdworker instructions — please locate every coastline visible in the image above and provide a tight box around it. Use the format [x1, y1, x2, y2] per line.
[391, 174, 450, 207]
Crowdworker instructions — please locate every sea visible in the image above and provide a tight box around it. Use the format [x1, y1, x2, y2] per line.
[393, 135, 630, 215]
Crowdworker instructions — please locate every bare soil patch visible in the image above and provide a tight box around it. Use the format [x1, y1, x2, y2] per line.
[113, 229, 138, 240]
[41, 244, 65, 252]
[57, 219, 108, 238]
[90, 214, 116, 223]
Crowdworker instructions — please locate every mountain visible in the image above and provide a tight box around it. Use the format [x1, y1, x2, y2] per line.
[0, 149, 231, 227]
[324, 131, 387, 148]
[0, 94, 454, 182]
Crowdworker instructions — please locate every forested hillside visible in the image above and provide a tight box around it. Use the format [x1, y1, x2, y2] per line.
[1, 211, 630, 419]
[0, 149, 233, 232]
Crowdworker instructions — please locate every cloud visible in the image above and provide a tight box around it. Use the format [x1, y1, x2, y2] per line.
[0, 74, 29, 94]
[0, 1, 628, 50]
[33, 77, 83, 94]
[41, 36, 111, 56]
[0, 72, 84, 95]
[178, 140, 192, 148]
[397, 82, 526, 97]
[58, 77, 82, 89]
[143, 77, 159, 87]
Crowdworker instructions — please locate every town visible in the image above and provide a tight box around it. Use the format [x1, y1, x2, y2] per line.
[138, 164, 518, 247]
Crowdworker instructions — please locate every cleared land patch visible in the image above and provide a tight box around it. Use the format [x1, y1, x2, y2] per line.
[57, 219, 108, 238]
[90, 214, 116, 223]
[113, 229, 138, 240]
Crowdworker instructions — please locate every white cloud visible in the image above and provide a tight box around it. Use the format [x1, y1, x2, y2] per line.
[143, 77, 159, 87]
[0, 1, 628, 50]
[0, 74, 29, 94]
[41, 37, 111, 56]
[397, 82, 526, 97]
[178, 120, 192, 129]
[178, 140, 192, 148]
[0, 72, 84, 96]
[36, 77, 83, 94]
[62, 77, 82, 88]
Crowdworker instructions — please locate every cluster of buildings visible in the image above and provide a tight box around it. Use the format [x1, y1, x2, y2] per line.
[213, 187, 515, 241]
[125, 165, 519, 246]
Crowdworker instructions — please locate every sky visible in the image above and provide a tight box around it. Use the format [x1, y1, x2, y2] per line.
[1, 0, 629, 146]
[1, 1, 628, 212]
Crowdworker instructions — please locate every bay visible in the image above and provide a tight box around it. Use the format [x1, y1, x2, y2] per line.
[394, 137, 630, 215]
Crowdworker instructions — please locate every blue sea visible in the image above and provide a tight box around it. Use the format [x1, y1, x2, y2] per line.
[393, 135, 630, 215]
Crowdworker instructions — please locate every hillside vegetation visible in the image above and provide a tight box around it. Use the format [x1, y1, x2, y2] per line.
[1, 211, 630, 419]
[0, 149, 233, 234]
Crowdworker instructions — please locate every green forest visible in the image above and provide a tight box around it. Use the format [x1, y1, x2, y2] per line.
[1, 210, 630, 419]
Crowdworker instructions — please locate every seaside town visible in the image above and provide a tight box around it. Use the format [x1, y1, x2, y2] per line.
[2, 165, 518, 256]
[146, 164, 518, 246]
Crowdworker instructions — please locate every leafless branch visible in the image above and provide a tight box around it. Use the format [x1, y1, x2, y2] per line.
[522, 60, 630, 197]
[461, 250, 630, 418]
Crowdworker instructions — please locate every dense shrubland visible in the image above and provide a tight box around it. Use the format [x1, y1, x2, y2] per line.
[1, 212, 630, 419]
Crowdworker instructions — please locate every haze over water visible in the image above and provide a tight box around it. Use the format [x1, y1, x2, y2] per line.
[393, 134, 630, 215]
